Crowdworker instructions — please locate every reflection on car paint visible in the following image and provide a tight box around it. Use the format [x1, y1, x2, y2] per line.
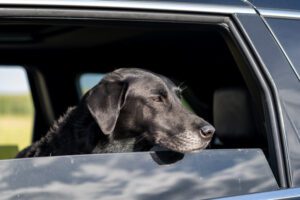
[217, 187, 300, 200]
[0, 149, 278, 200]
[236, 13, 300, 187]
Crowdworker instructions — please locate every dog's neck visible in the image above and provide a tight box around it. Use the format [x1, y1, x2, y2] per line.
[24, 105, 99, 157]
[26, 104, 151, 157]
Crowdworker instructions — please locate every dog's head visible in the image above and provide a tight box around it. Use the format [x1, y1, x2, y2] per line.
[85, 68, 214, 153]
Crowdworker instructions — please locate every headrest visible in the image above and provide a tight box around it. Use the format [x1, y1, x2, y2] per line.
[213, 87, 257, 145]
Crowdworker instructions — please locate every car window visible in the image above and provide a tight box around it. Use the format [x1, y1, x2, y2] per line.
[78, 73, 105, 96]
[0, 66, 34, 159]
[266, 18, 300, 79]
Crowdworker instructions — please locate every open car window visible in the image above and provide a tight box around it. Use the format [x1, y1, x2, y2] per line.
[0, 66, 34, 159]
[78, 73, 105, 96]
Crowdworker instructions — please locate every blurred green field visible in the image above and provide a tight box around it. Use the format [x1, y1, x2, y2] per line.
[0, 95, 34, 116]
[0, 115, 32, 149]
[0, 94, 33, 159]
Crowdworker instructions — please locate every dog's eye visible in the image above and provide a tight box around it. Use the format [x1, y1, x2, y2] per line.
[151, 95, 164, 102]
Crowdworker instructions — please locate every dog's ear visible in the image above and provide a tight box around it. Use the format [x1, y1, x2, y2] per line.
[86, 73, 128, 135]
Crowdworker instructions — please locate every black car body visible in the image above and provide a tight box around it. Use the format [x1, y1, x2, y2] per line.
[0, 0, 300, 199]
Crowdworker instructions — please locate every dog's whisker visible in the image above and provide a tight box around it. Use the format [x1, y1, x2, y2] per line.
[180, 86, 188, 92]
[178, 82, 185, 89]
[177, 82, 188, 92]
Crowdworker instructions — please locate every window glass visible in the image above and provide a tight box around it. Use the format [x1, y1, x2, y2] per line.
[0, 66, 34, 159]
[79, 73, 105, 96]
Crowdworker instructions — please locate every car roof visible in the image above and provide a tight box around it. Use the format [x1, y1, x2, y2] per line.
[0, 0, 254, 14]
[1, 0, 299, 19]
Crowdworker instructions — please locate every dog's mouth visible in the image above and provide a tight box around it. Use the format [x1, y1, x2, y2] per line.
[158, 140, 210, 153]
[153, 131, 212, 153]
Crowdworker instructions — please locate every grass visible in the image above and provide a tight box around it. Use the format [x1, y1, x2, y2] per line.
[0, 95, 34, 115]
[0, 115, 33, 156]
[0, 94, 34, 159]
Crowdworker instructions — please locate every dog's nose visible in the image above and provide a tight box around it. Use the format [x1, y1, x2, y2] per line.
[200, 125, 215, 138]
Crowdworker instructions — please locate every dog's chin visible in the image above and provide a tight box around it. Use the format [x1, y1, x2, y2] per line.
[156, 138, 210, 153]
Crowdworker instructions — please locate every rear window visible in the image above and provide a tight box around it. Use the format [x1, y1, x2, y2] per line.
[0, 66, 34, 159]
[78, 73, 105, 96]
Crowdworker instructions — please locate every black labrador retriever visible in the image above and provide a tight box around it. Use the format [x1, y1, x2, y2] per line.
[17, 68, 215, 158]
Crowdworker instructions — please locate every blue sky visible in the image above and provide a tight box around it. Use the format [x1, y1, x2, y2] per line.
[80, 73, 104, 93]
[0, 66, 30, 94]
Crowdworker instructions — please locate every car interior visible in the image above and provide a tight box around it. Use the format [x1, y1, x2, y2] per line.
[0, 20, 270, 162]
